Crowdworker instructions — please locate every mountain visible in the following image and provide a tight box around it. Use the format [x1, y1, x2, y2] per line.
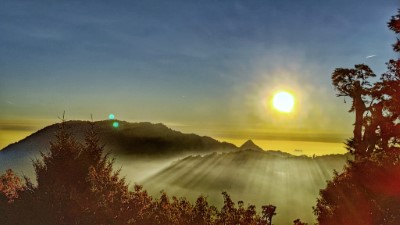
[0, 120, 351, 224]
[239, 139, 263, 151]
[142, 150, 351, 225]
[0, 120, 237, 176]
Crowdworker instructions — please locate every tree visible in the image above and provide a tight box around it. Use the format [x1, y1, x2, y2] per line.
[0, 169, 25, 203]
[314, 158, 400, 225]
[388, 9, 400, 52]
[217, 191, 239, 225]
[331, 64, 375, 159]
[260, 205, 276, 225]
[315, 8, 400, 225]
[330, 10, 400, 158]
[0, 169, 27, 225]
[192, 195, 217, 225]
[293, 218, 308, 225]
[0, 119, 134, 225]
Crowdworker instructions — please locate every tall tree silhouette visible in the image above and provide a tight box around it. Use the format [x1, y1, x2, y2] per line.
[3, 118, 133, 225]
[315, 8, 400, 225]
[331, 64, 375, 159]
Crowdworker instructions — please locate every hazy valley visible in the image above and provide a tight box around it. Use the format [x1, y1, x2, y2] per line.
[0, 120, 350, 224]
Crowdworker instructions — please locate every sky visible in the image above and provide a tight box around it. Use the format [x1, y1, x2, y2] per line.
[0, 0, 398, 153]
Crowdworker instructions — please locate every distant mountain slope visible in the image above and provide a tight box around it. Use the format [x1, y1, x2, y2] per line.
[142, 150, 351, 225]
[239, 139, 263, 151]
[0, 120, 237, 174]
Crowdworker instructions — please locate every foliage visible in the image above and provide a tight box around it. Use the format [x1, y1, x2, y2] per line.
[315, 8, 400, 225]
[0, 120, 277, 225]
[0, 169, 25, 203]
[314, 155, 400, 225]
[293, 219, 308, 225]
[330, 10, 400, 160]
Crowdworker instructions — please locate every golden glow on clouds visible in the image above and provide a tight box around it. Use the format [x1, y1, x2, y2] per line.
[272, 91, 294, 113]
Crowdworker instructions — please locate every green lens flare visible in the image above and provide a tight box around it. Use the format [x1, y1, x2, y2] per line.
[112, 121, 119, 128]
[108, 114, 115, 120]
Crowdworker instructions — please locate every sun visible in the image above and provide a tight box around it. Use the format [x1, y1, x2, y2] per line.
[272, 91, 295, 113]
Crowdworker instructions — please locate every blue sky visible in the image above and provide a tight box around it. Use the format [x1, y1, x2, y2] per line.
[0, 0, 398, 148]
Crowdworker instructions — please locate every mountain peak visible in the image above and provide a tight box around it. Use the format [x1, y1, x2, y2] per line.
[240, 140, 263, 151]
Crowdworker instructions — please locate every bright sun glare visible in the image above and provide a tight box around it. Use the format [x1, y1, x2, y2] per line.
[272, 91, 295, 113]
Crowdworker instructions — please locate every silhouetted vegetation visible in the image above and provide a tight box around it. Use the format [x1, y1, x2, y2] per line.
[1, 8, 398, 225]
[314, 9, 400, 225]
[0, 119, 279, 225]
[293, 219, 308, 225]
[143, 149, 348, 224]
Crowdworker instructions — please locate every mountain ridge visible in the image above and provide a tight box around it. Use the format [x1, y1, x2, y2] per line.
[0, 120, 238, 175]
[1, 120, 237, 154]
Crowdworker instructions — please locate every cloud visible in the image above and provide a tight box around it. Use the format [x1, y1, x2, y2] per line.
[0, 124, 37, 131]
[366, 55, 376, 59]
[210, 129, 349, 143]
[0, 120, 47, 131]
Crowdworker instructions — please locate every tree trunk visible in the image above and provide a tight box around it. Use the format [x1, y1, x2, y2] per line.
[353, 82, 366, 160]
